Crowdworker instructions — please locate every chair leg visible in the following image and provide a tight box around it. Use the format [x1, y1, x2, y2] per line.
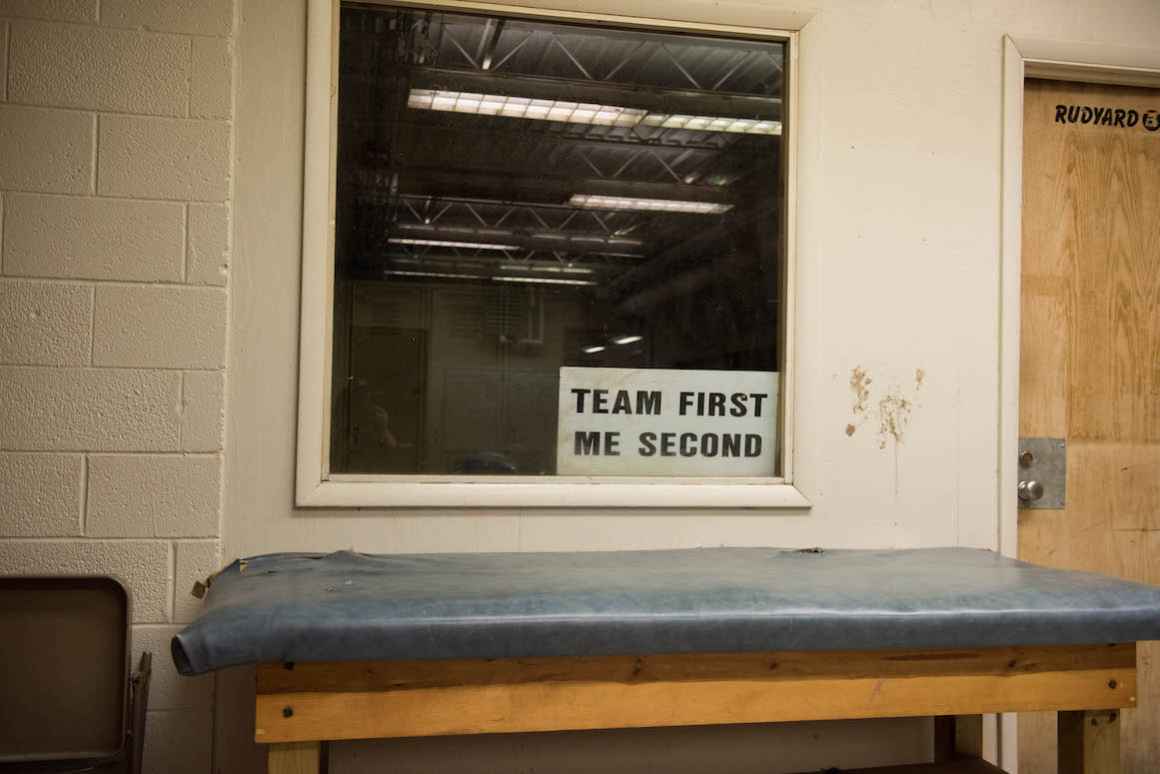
[268, 741, 321, 774]
[1059, 710, 1120, 774]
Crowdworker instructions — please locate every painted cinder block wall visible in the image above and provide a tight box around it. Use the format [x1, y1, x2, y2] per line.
[0, 0, 234, 770]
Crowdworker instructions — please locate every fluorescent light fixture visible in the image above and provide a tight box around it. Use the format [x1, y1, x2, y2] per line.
[569, 194, 732, 215]
[385, 269, 483, 281]
[389, 257, 596, 277]
[491, 275, 597, 286]
[408, 89, 780, 136]
[409, 89, 646, 127]
[524, 232, 642, 248]
[498, 263, 594, 275]
[386, 269, 595, 287]
[582, 345, 606, 354]
[388, 237, 518, 251]
[397, 224, 644, 253]
[640, 114, 782, 135]
[611, 334, 643, 345]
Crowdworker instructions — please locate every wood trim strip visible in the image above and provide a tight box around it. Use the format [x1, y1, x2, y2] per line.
[254, 645, 1136, 744]
[258, 644, 1134, 693]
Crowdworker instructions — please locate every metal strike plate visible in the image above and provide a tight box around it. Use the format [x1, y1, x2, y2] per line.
[1017, 437, 1066, 509]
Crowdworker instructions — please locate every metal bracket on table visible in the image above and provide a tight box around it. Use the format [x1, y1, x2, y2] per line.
[1018, 437, 1066, 509]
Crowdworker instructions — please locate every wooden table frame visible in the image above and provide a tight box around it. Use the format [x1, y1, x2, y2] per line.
[256, 643, 1137, 774]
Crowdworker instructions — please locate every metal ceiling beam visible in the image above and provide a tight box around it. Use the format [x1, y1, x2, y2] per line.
[388, 123, 728, 164]
[476, 19, 504, 71]
[370, 118, 747, 153]
[381, 254, 622, 274]
[348, 254, 615, 286]
[608, 199, 781, 309]
[384, 165, 734, 207]
[389, 222, 645, 258]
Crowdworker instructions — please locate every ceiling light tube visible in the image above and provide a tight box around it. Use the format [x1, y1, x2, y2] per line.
[491, 275, 597, 286]
[388, 237, 518, 251]
[386, 269, 596, 287]
[639, 114, 782, 135]
[391, 257, 595, 276]
[408, 89, 780, 136]
[384, 269, 484, 281]
[569, 194, 732, 215]
[409, 88, 646, 127]
[582, 345, 606, 354]
[611, 334, 644, 345]
[397, 224, 644, 250]
[498, 263, 594, 275]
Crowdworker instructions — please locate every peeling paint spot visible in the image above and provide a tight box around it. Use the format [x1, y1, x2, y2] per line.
[878, 390, 913, 450]
[847, 366, 924, 450]
[850, 366, 871, 415]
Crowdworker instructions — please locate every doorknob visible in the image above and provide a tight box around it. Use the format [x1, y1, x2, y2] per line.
[1018, 480, 1044, 503]
[1017, 438, 1065, 509]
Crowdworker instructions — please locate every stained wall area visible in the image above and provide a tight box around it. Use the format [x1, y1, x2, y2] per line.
[0, 0, 234, 769]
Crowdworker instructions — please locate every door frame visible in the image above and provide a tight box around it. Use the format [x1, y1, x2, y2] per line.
[997, 35, 1160, 773]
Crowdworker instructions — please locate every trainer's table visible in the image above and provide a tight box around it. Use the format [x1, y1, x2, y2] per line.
[173, 547, 1160, 774]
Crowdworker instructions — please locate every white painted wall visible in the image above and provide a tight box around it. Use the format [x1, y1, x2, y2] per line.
[221, 0, 1160, 771]
[217, 1, 1160, 771]
[225, 0, 1160, 771]
[229, 0, 1160, 575]
[0, 0, 234, 769]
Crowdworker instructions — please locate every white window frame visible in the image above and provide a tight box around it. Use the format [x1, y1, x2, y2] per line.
[296, 0, 808, 508]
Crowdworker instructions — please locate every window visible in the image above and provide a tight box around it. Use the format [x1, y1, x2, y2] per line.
[297, 0, 803, 508]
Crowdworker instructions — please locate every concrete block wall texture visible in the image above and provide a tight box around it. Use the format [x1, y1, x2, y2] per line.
[0, 1, 234, 771]
[4, 194, 186, 279]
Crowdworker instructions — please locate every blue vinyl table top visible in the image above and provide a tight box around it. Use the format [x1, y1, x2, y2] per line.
[172, 547, 1160, 676]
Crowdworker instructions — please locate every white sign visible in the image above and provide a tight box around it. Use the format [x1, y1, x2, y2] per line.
[556, 367, 779, 477]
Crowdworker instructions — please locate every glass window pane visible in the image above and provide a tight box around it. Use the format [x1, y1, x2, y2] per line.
[330, 3, 787, 477]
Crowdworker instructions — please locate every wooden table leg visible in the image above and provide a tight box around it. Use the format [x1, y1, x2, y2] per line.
[934, 715, 983, 762]
[268, 741, 322, 774]
[1059, 710, 1120, 774]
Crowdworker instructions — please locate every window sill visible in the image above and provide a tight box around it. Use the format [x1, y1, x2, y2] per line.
[297, 478, 812, 509]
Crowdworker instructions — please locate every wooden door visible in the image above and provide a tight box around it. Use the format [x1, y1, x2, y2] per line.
[1019, 79, 1160, 772]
